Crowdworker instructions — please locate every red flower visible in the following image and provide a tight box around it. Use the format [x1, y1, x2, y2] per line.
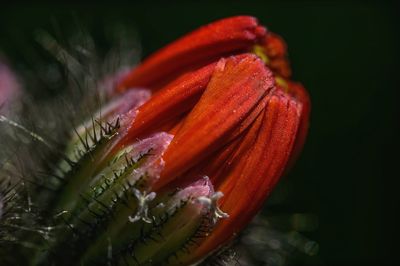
[114, 15, 310, 263]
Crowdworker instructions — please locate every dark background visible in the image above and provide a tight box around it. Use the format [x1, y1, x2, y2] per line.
[1, 1, 399, 265]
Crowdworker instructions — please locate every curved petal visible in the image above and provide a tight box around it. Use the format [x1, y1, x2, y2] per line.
[261, 32, 292, 78]
[155, 54, 274, 190]
[116, 16, 266, 91]
[122, 61, 217, 143]
[185, 90, 302, 263]
[263, 32, 288, 58]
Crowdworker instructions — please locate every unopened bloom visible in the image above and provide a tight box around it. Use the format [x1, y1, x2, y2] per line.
[0, 16, 310, 265]
[110, 15, 310, 264]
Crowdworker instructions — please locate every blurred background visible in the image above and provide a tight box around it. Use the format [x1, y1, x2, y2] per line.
[1, 1, 399, 265]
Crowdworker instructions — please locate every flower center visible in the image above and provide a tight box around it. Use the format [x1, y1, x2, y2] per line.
[252, 45, 289, 93]
[252, 45, 270, 65]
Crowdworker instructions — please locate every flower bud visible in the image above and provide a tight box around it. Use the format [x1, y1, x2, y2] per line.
[13, 16, 310, 265]
[112, 16, 310, 263]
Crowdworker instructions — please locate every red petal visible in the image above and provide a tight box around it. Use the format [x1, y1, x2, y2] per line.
[263, 32, 288, 58]
[270, 57, 292, 79]
[171, 92, 271, 190]
[261, 32, 292, 78]
[116, 16, 266, 91]
[154, 54, 274, 190]
[122, 61, 217, 143]
[188, 90, 302, 262]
